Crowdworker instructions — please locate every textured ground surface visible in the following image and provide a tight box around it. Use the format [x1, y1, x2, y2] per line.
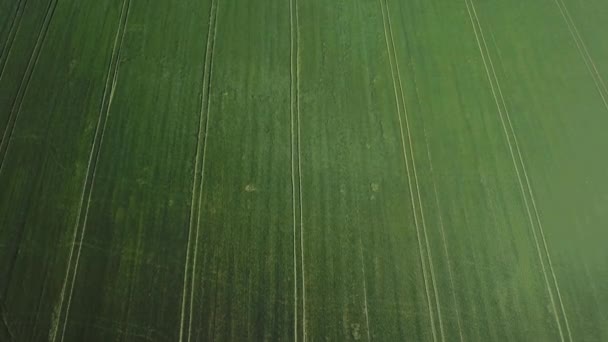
[0, 0, 607, 341]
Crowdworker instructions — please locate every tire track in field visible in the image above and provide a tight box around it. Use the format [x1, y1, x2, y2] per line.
[552, 0, 608, 111]
[378, 0, 442, 340]
[295, 1, 306, 338]
[423, 128, 465, 342]
[543, 0, 606, 335]
[485, 7, 578, 341]
[385, 3, 445, 337]
[357, 235, 371, 342]
[464, 1, 571, 340]
[0, 0, 58, 175]
[469, 1, 573, 339]
[0, 0, 29, 81]
[179, 0, 220, 341]
[289, 0, 305, 339]
[49, 0, 132, 340]
[471, 3, 574, 339]
[118, 222, 145, 340]
[470, 2, 574, 339]
[0, 0, 57, 301]
[0, 300, 15, 341]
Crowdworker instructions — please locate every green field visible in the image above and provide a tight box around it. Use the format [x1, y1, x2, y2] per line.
[1, 0, 607, 340]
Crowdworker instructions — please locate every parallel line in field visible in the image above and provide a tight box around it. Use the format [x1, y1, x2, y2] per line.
[119, 224, 145, 340]
[384, 3, 446, 339]
[289, 0, 298, 335]
[1, 0, 55, 298]
[552, 0, 608, 109]
[0, 301, 14, 340]
[0, 0, 29, 81]
[353, 4, 375, 340]
[295, 0, 306, 339]
[0, 0, 58, 175]
[471, 2, 574, 339]
[179, 0, 220, 341]
[485, 11, 578, 342]
[465, 1, 569, 340]
[49, 1, 132, 341]
[358, 235, 372, 342]
[469, 2, 573, 339]
[424, 132, 465, 342]
[209, 260, 221, 342]
[30, 228, 52, 334]
[378, 0, 439, 340]
[289, 0, 305, 339]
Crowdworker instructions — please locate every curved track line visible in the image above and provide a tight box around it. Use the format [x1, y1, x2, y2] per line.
[378, 0, 437, 340]
[465, 1, 566, 340]
[50, 1, 132, 341]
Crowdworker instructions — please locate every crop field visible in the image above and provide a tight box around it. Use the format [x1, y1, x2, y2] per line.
[0, 0, 607, 341]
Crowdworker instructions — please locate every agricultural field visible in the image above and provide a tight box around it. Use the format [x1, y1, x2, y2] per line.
[0, 0, 607, 340]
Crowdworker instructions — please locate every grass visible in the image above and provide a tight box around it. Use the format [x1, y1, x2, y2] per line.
[0, 0, 607, 340]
